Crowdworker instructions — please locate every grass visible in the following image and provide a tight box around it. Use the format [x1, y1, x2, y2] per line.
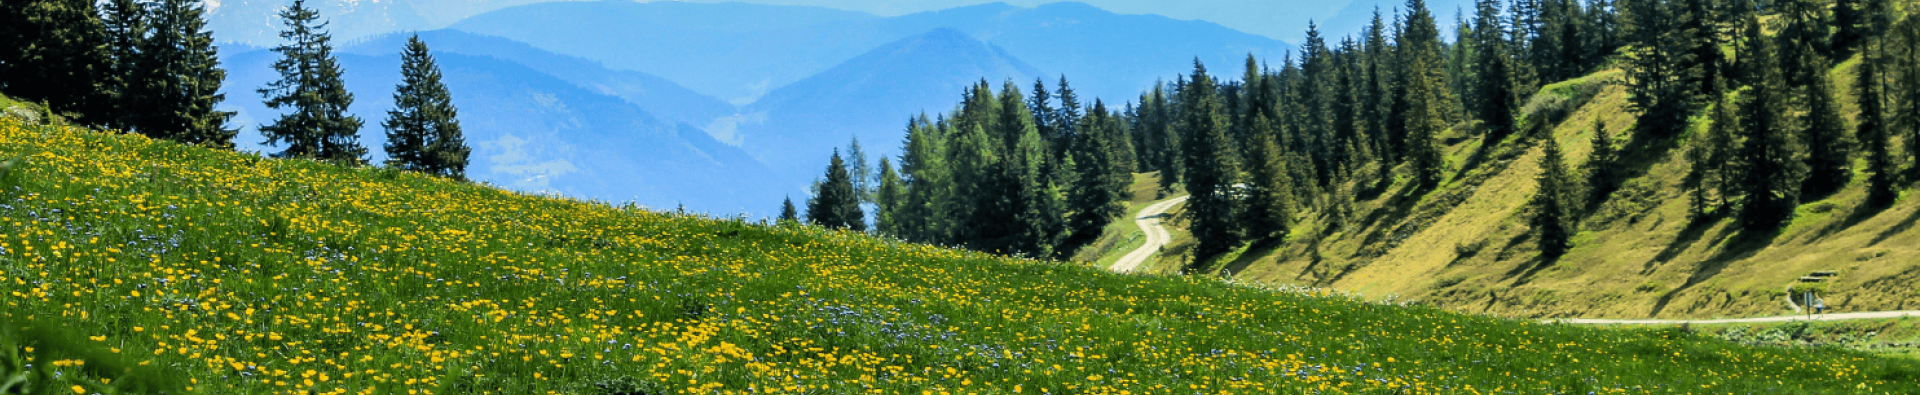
[1089, 54, 1920, 321]
[8, 117, 1919, 394]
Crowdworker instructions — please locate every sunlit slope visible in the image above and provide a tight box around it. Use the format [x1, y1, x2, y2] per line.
[1199, 59, 1919, 320]
[1, 117, 1917, 393]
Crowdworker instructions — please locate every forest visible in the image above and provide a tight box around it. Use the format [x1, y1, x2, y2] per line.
[797, 0, 1920, 272]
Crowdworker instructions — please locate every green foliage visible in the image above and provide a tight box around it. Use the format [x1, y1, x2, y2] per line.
[1732, 16, 1807, 230]
[1533, 131, 1574, 258]
[778, 196, 798, 224]
[257, 0, 364, 164]
[1800, 58, 1852, 198]
[1859, 40, 1896, 207]
[1177, 60, 1242, 264]
[1241, 113, 1294, 242]
[0, 0, 112, 124]
[1585, 119, 1618, 211]
[383, 35, 469, 180]
[806, 150, 865, 231]
[136, 0, 236, 148]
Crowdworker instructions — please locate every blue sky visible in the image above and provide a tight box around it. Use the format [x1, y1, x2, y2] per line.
[648, 0, 1354, 42]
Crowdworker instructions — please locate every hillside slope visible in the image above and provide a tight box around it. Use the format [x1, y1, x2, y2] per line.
[3, 113, 1916, 393]
[1111, 61, 1920, 320]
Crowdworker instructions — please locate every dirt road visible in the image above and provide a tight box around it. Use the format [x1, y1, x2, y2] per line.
[1110, 195, 1188, 273]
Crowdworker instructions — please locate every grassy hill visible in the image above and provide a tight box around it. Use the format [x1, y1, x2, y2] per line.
[4, 106, 1920, 393]
[1091, 53, 1920, 320]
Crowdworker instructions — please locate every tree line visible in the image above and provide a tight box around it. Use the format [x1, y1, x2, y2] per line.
[1, 0, 469, 179]
[799, 0, 1920, 270]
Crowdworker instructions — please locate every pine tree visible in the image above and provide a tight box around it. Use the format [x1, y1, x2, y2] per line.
[258, 0, 364, 163]
[1533, 135, 1574, 257]
[847, 137, 873, 202]
[383, 34, 469, 179]
[1473, 0, 1519, 144]
[778, 197, 799, 224]
[1623, 0, 1698, 139]
[1733, 17, 1805, 230]
[875, 157, 906, 235]
[0, 0, 112, 123]
[1179, 59, 1244, 265]
[1402, 0, 1450, 189]
[898, 115, 950, 243]
[1831, 0, 1867, 56]
[1055, 76, 1083, 156]
[1688, 86, 1736, 218]
[99, 0, 148, 132]
[1858, 44, 1896, 207]
[1800, 57, 1852, 198]
[1584, 120, 1617, 210]
[1066, 100, 1127, 248]
[1242, 113, 1294, 242]
[806, 150, 865, 231]
[143, 0, 237, 148]
[1901, 17, 1920, 180]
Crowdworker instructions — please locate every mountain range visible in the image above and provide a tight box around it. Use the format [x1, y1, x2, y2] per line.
[210, 1, 1302, 215]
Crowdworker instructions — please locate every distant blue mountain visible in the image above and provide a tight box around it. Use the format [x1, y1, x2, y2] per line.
[451, 1, 1293, 105]
[341, 30, 736, 129]
[217, 41, 783, 215]
[734, 28, 1042, 188]
[451, 1, 885, 105]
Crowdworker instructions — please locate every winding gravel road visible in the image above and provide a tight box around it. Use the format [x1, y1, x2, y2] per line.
[1109, 195, 1188, 273]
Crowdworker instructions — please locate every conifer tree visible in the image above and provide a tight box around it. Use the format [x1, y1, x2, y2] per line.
[1473, 0, 1519, 144]
[258, 0, 364, 163]
[1066, 100, 1127, 247]
[1689, 86, 1736, 218]
[141, 0, 236, 148]
[1533, 134, 1574, 257]
[1733, 17, 1805, 229]
[898, 116, 950, 243]
[807, 150, 865, 231]
[1623, 0, 1697, 138]
[0, 0, 112, 122]
[383, 35, 468, 179]
[1054, 76, 1083, 156]
[99, 0, 148, 132]
[1858, 45, 1896, 207]
[1901, 17, 1920, 180]
[847, 137, 873, 202]
[1029, 78, 1057, 149]
[778, 197, 799, 224]
[1242, 113, 1294, 242]
[1178, 59, 1243, 264]
[1584, 120, 1617, 210]
[1401, 0, 1450, 189]
[1800, 57, 1852, 198]
[875, 157, 906, 235]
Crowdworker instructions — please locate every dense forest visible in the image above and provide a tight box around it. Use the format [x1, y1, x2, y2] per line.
[801, 0, 1920, 271]
[0, 0, 468, 177]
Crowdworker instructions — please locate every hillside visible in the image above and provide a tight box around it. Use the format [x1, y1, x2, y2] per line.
[1101, 60, 1920, 320]
[4, 110, 1917, 393]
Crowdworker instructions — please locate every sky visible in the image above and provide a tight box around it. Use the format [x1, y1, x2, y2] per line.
[645, 0, 1354, 42]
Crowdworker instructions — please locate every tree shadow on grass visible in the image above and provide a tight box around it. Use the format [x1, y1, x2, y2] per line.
[1645, 215, 1718, 275]
[1869, 201, 1920, 246]
[1648, 224, 1785, 317]
[1811, 198, 1895, 243]
[1219, 237, 1285, 278]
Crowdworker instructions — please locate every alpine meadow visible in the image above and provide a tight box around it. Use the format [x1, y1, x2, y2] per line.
[5, 0, 1920, 394]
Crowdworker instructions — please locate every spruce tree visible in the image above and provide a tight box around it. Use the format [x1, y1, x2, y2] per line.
[875, 157, 906, 235]
[1901, 17, 1920, 180]
[1055, 76, 1083, 156]
[847, 137, 873, 201]
[1858, 45, 1896, 207]
[258, 0, 364, 163]
[1733, 17, 1805, 230]
[143, 0, 236, 148]
[1623, 0, 1697, 138]
[1584, 120, 1617, 211]
[99, 0, 148, 132]
[0, 0, 112, 123]
[1800, 57, 1852, 198]
[898, 115, 950, 243]
[1242, 113, 1294, 242]
[1402, 0, 1450, 189]
[806, 150, 865, 231]
[1066, 100, 1127, 247]
[1473, 0, 1519, 144]
[1689, 86, 1736, 218]
[383, 34, 469, 179]
[1533, 134, 1574, 258]
[1178, 59, 1244, 264]
[778, 197, 798, 224]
